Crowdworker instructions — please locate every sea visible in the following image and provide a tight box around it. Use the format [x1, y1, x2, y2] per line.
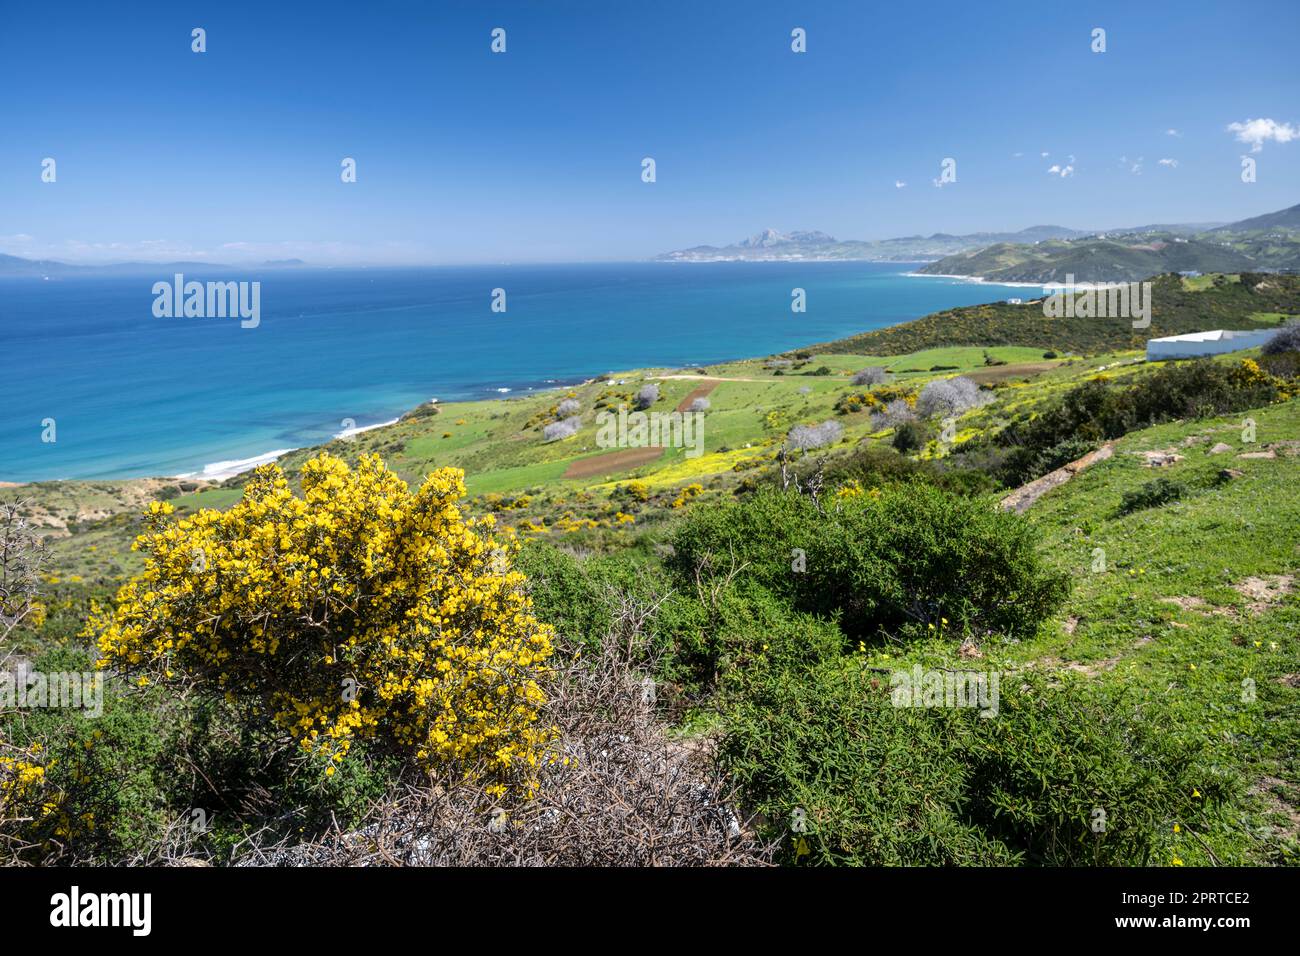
[0, 261, 1033, 482]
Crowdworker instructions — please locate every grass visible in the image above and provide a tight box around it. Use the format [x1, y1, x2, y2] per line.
[994, 401, 1299, 863]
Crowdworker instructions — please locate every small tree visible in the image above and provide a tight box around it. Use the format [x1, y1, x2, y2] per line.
[0, 501, 45, 642]
[851, 367, 889, 387]
[917, 376, 985, 418]
[871, 398, 917, 430]
[787, 421, 843, 450]
[634, 384, 660, 410]
[1262, 324, 1300, 355]
[892, 421, 928, 453]
[544, 416, 582, 442]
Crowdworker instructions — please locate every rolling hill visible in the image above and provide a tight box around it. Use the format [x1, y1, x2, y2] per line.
[916, 203, 1300, 282]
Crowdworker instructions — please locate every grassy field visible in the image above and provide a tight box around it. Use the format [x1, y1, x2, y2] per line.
[846, 400, 1300, 864]
[26, 342, 1105, 576]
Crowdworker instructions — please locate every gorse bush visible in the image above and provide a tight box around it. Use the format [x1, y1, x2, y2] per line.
[87, 454, 555, 794]
[722, 659, 1232, 865]
[669, 485, 1068, 643]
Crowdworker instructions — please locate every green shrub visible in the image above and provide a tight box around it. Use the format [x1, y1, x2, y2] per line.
[891, 420, 927, 453]
[3, 644, 397, 864]
[516, 540, 800, 696]
[669, 486, 1068, 643]
[721, 660, 1234, 865]
[1119, 477, 1186, 515]
[6, 645, 171, 862]
[721, 656, 1003, 865]
[818, 445, 996, 498]
[961, 675, 1234, 865]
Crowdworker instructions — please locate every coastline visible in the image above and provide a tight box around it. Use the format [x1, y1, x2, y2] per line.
[901, 271, 1047, 290]
[173, 417, 403, 482]
[3, 267, 1042, 487]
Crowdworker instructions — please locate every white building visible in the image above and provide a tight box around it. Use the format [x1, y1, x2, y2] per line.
[1145, 328, 1278, 361]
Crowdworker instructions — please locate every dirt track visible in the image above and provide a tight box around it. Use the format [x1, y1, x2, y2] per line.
[675, 379, 722, 412]
[562, 446, 664, 479]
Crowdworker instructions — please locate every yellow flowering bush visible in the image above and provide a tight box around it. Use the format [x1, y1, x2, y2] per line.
[670, 483, 704, 509]
[1, 750, 47, 807]
[0, 746, 61, 842]
[86, 454, 555, 788]
[622, 481, 651, 503]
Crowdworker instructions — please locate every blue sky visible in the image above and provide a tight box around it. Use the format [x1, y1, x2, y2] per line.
[1, 0, 1297, 264]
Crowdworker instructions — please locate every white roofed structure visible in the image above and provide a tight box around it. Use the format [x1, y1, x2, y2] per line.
[1146, 328, 1277, 361]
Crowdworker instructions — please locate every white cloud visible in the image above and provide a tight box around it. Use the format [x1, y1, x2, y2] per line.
[1166, 128, 1182, 137]
[1157, 158, 1179, 168]
[1012, 151, 1023, 158]
[1040, 151, 1050, 158]
[1227, 117, 1299, 152]
[1047, 164, 1074, 178]
[894, 180, 907, 188]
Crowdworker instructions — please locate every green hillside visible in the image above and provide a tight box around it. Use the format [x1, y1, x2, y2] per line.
[918, 231, 1300, 283]
[814, 272, 1300, 356]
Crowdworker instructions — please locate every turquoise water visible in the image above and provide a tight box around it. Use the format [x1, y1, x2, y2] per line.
[0, 262, 1031, 481]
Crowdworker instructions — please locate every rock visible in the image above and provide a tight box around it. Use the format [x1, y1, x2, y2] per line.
[1138, 449, 1184, 467]
[1209, 443, 1233, 454]
[1218, 468, 1246, 481]
[999, 442, 1115, 513]
[1238, 450, 1275, 459]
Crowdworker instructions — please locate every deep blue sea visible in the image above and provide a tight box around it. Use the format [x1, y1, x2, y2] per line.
[0, 262, 1032, 482]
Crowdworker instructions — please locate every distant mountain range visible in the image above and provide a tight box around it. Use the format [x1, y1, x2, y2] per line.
[1209, 203, 1300, 233]
[655, 205, 1300, 273]
[916, 203, 1300, 283]
[654, 225, 1092, 263]
[0, 255, 308, 277]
